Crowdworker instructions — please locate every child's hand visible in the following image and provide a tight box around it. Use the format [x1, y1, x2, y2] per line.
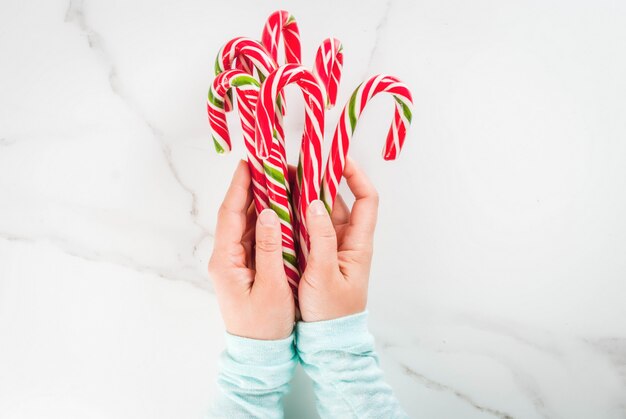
[298, 158, 378, 322]
[208, 161, 295, 340]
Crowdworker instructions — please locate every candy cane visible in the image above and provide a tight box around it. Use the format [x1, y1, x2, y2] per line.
[313, 38, 344, 109]
[214, 38, 297, 240]
[214, 37, 291, 162]
[213, 40, 303, 289]
[255, 64, 325, 271]
[284, 37, 344, 249]
[215, 37, 278, 79]
[261, 10, 301, 66]
[269, 37, 343, 240]
[208, 69, 301, 291]
[207, 70, 268, 212]
[321, 75, 413, 211]
[217, 10, 302, 114]
[215, 37, 278, 112]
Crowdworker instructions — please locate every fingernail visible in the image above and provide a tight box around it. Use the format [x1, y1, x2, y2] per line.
[309, 200, 327, 216]
[259, 209, 278, 226]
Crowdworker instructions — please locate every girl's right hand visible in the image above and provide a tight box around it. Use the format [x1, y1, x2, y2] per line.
[298, 158, 379, 322]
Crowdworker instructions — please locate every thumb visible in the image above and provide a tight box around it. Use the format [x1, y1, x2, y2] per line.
[306, 200, 338, 270]
[254, 209, 286, 286]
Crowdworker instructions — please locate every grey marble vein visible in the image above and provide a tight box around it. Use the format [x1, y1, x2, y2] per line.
[400, 362, 517, 419]
[587, 338, 626, 393]
[364, 0, 393, 75]
[506, 368, 552, 419]
[0, 231, 211, 291]
[458, 313, 563, 359]
[64, 0, 210, 236]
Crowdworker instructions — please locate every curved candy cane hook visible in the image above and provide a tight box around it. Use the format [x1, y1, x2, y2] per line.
[214, 36, 292, 177]
[207, 70, 259, 153]
[215, 37, 278, 112]
[215, 37, 278, 79]
[321, 74, 413, 211]
[207, 70, 268, 209]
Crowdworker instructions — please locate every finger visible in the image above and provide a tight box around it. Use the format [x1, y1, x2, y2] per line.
[306, 200, 339, 270]
[330, 194, 350, 226]
[343, 157, 379, 239]
[214, 160, 253, 256]
[253, 209, 286, 288]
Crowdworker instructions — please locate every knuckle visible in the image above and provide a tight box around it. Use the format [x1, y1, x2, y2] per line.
[312, 232, 338, 252]
[318, 226, 337, 241]
[310, 220, 337, 240]
[339, 249, 372, 266]
[256, 235, 281, 253]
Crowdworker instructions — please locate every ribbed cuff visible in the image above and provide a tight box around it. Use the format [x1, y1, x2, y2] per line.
[295, 311, 373, 353]
[225, 332, 296, 366]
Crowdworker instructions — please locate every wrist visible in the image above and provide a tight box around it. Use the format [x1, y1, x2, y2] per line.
[223, 314, 294, 341]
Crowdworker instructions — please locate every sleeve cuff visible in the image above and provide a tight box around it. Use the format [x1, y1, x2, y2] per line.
[295, 311, 374, 353]
[225, 332, 296, 366]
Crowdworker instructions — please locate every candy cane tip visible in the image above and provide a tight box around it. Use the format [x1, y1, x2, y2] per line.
[383, 148, 398, 160]
[212, 137, 230, 154]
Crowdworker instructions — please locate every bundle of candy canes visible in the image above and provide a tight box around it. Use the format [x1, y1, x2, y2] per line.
[207, 10, 413, 295]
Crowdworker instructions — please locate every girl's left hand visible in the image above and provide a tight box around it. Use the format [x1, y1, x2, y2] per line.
[208, 160, 295, 340]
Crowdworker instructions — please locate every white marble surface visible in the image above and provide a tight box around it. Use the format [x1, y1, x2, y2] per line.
[1, 0, 626, 418]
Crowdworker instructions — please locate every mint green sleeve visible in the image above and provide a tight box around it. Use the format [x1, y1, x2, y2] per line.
[296, 312, 408, 419]
[209, 332, 297, 418]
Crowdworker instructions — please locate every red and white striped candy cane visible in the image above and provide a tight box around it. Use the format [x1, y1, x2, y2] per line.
[215, 37, 278, 80]
[255, 64, 325, 272]
[215, 37, 278, 112]
[287, 37, 343, 246]
[212, 40, 274, 211]
[215, 37, 298, 278]
[321, 75, 413, 211]
[214, 36, 301, 255]
[261, 10, 301, 119]
[207, 70, 269, 213]
[214, 37, 292, 168]
[207, 69, 301, 292]
[261, 10, 301, 66]
[218, 10, 302, 114]
[214, 39, 302, 290]
[269, 37, 344, 239]
[313, 38, 344, 109]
